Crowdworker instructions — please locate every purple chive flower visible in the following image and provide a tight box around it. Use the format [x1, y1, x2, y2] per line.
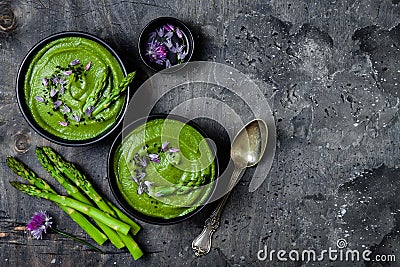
[85, 106, 94, 117]
[70, 59, 80, 66]
[156, 27, 164, 37]
[169, 148, 179, 153]
[50, 88, 57, 97]
[26, 211, 52, 240]
[170, 43, 185, 53]
[85, 61, 92, 71]
[146, 40, 167, 64]
[134, 153, 148, 168]
[163, 24, 175, 32]
[61, 105, 71, 113]
[51, 75, 60, 85]
[59, 85, 65, 95]
[58, 77, 67, 85]
[63, 70, 72, 76]
[155, 59, 164, 65]
[178, 50, 188, 60]
[42, 77, 48, 86]
[34, 96, 44, 103]
[58, 121, 68, 127]
[176, 28, 183, 39]
[148, 154, 160, 163]
[165, 59, 171, 68]
[164, 38, 173, 49]
[72, 113, 81, 122]
[53, 100, 62, 108]
[161, 141, 169, 152]
[164, 31, 173, 40]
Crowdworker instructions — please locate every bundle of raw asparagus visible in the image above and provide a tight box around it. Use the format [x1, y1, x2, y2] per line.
[7, 146, 143, 260]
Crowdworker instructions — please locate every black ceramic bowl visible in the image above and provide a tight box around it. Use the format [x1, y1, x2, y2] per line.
[16, 31, 130, 146]
[108, 115, 218, 225]
[138, 17, 194, 72]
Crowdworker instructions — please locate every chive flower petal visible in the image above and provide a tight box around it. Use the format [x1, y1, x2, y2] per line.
[161, 141, 169, 152]
[53, 100, 62, 108]
[42, 77, 48, 86]
[26, 211, 52, 240]
[34, 96, 44, 103]
[85, 61, 92, 71]
[70, 59, 80, 66]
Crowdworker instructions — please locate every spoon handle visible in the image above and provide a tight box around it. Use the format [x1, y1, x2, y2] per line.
[192, 167, 243, 257]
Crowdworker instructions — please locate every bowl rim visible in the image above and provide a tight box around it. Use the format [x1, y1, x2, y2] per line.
[107, 114, 219, 225]
[16, 31, 130, 146]
[138, 17, 194, 72]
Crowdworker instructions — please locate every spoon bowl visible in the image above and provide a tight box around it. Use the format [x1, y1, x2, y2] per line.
[231, 119, 268, 168]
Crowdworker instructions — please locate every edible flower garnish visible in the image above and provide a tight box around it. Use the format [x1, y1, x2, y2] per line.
[85, 61, 92, 71]
[53, 100, 62, 108]
[70, 59, 80, 66]
[34, 96, 44, 103]
[146, 40, 167, 65]
[26, 211, 103, 253]
[41, 77, 48, 86]
[63, 70, 72, 76]
[26, 211, 52, 239]
[148, 154, 160, 163]
[131, 141, 181, 195]
[161, 141, 169, 152]
[38, 59, 90, 128]
[145, 23, 189, 68]
[50, 88, 57, 97]
[84, 106, 94, 117]
[169, 148, 179, 153]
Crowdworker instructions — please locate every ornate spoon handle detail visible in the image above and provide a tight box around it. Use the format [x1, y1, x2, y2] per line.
[192, 167, 243, 256]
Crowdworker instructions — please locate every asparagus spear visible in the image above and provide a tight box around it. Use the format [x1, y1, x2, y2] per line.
[40, 147, 144, 259]
[41, 146, 141, 235]
[91, 71, 135, 116]
[82, 67, 109, 114]
[6, 157, 108, 246]
[10, 182, 130, 235]
[117, 230, 143, 260]
[106, 199, 141, 235]
[35, 148, 125, 249]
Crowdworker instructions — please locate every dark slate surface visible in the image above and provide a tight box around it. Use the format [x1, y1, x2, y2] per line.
[0, 0, 399, 266]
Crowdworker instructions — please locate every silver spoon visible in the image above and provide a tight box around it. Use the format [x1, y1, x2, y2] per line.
[192, 119, 268, 256]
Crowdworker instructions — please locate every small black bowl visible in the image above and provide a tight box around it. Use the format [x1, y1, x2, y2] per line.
[107, 115, 219, 225]
[138, 17, 194, 72]
[16, 31, 130, 146]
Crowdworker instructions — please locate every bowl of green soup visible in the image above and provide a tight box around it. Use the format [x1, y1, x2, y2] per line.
[108, 115, 218, 224]
[16, 31, 131, 146]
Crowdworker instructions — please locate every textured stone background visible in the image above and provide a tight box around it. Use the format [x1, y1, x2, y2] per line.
[0, 0, 399, 266]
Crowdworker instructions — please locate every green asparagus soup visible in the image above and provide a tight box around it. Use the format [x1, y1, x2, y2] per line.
[24, 36, 125, 140]
[113, 119, 216, 219]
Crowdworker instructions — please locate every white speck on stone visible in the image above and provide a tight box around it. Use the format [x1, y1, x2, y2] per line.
[51, 259, 56, 264]
[114, 262, 117, 265]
